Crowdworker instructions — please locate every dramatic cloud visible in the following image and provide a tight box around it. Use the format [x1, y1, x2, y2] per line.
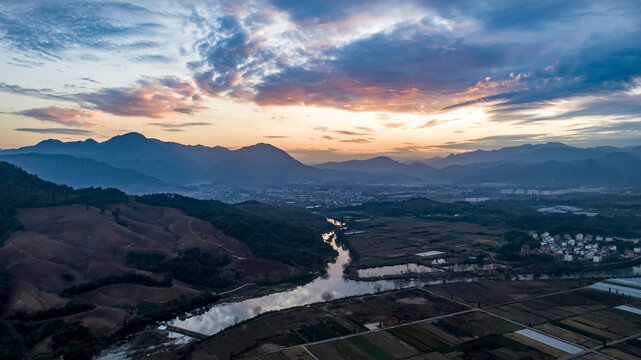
[185, 0, 641, 122]
[147, 122, 212, 128]
[436, 134, 560, 150]
[190, 10, 272, 98]
[14, 128, 93, 135]
[18, 106, 95, 127]
[1, 77, 206, 119]
[78, 77, 206, 118]
[414, 120, 438, 129]
[0, 1, 162, 58]
[1, 0, 641, 155]
[339, 138, 370, 143]
[355, 126, 373, 133]
[334, 130, 370, 136]
[383, 122, 405, 129]
[0, 83, 67, 101]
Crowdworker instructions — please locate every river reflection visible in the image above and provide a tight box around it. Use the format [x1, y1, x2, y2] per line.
[169, 231, 424, 336]
[357, 263, 441, 278]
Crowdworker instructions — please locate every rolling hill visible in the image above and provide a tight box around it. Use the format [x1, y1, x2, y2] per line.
[315, 156, 437, 179]
[0, 161, 336, 359]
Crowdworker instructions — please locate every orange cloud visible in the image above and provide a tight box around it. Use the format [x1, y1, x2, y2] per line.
[19, 106, 96, 127]
[383, 122, 405, 129]
[414, 119, 438, 129]
[80, 77, 206, 119]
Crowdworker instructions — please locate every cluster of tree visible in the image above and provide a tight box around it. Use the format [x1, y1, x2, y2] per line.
[1, 319, 99, 360]
[349, 198, 512, 226]
[0, 206, 23, 247]
[8, 298, 95, 322]
[127, 248, 232, 289]
[0, 161, 128, 245]
[0, 162, 127, 208]
[137, 194, 336, 272]
[114, 292, 220, 338]
[347, 197, 641, 239]
[507, 213, 640, 238]
[1, 162, 336, 273]
[60, 272, 172, 297]
[498, 230, 549, 263]
[353, 198, 468, 217]
[126, 252, 167, 272]
[0, 265, 8, 314]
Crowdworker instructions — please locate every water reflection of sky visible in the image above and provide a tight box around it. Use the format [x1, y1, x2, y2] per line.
[170, 232, 424, 336]
[357, 263, 440, 278]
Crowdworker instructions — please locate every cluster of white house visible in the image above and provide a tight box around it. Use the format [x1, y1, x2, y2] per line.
[523, 231, 640, 263]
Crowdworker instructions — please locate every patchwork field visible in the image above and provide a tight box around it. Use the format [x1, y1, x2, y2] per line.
[255, 280, 641, 360]
[483, 288, 627, 326]
[337, 216, 507, 267]
[188, 287, 469, 360]
[433, 279, 585, 307]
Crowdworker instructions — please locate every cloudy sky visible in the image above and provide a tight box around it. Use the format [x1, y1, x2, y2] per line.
[1, 0, 640, 163]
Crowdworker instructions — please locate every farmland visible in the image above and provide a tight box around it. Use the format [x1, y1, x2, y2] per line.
[333, 216, 508, 269]
[222, 279, 641, 360]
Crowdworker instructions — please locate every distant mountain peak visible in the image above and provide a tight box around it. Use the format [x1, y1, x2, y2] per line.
[243, 142, 279, 150]
[106, 132, 148, 142]
[367, 156, 396, 162]
[236, 142, 290, 156]
[36, 139, 63, 146]
[543, 142, 570, 147]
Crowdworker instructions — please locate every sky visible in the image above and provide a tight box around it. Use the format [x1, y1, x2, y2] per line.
[0, 0, 640, 163]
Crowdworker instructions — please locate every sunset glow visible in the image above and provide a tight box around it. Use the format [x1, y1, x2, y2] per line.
[1, 0, 640, 162]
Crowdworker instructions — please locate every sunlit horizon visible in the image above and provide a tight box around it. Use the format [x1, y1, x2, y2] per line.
[1, 1, 640, 163]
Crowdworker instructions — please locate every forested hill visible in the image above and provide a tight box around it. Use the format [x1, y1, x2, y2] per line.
[0, 161, 127, 244]
[0, 161, 127, 208]
[0, 161, 336, 270]
[136, 194, 335, 271]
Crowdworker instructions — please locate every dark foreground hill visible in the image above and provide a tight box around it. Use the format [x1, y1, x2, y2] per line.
[0, 161, 335, 359]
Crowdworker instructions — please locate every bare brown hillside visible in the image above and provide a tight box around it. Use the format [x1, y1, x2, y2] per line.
[0, 201, 294, 337]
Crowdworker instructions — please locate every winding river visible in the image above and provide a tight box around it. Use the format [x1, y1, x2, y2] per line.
[98, 220, 635, 358]
[169, 229, 426, 336]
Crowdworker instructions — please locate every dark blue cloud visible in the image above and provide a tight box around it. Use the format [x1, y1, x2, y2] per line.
[270, 0, 371, 26]
[418, 0, 588, 30]
[0, 1, 160, 57]
[253, 23, 506, 111]
[238, 1, 640, 116]
[192, 14, 268, 96]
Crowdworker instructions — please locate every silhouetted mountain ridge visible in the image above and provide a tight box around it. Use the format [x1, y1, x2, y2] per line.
[2, 134, 640, 189]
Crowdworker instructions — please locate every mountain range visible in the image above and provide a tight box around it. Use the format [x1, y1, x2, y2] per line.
[1, 133, 641, 192]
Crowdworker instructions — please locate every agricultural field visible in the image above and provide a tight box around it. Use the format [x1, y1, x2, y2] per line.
[188, 287, 467, 359]
[600, 339, 641, 359]
[337, 216, 507, 268]
[258, 280, 641, 360]
[483, 288, 628, 326]
[433, 279, 585, 307]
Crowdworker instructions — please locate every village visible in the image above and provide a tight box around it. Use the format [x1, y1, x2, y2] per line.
[525, 231, 641, 263]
